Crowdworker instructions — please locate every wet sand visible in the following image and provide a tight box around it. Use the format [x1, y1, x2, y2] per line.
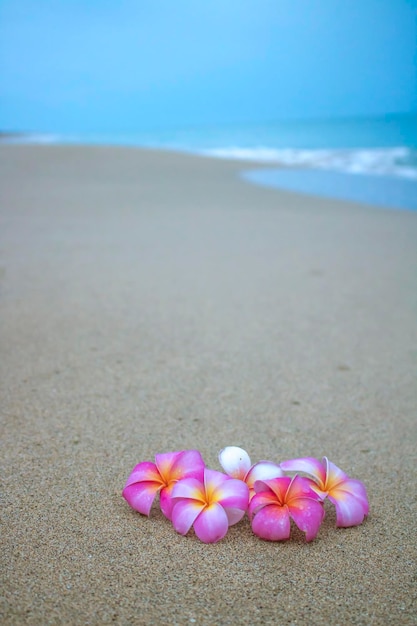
[1, 144, 416, 625]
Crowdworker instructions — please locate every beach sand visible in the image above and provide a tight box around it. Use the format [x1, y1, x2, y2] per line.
[1, 144, 416, 625]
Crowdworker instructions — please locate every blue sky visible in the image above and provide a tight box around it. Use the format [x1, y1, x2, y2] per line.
[0, 0, 416, 134]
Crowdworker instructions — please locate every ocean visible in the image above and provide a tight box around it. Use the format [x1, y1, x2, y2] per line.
[4, 113, 417, 210]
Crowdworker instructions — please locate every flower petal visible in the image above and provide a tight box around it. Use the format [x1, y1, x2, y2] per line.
[245, 461, 284, 490]
[280, 457, 327, 488]
[122, 481, 160, 516]
[323, 457, 349, 490]
[212, 478, 249, 514]
[193, 502, 229, 543]
[171, 477, 206, 503]
[223, 507, 246, 526]
[159, 483, 176, 520]
[286, 474, 322, 501]
[123, 461, 162, 488]
[169, 449, 206, 482]
[254, 476, 292, 504]
[251, 504, 291, 541]
[171, 500, 205, 536]
[328, 492, 365, 527]
[154, 451, 184, 483]
[348, 479, 369, 515]
[204, 468, 231, 501]
[218, 446, 251, 480]
[328, 478, 369, 527]
[249, 490, 279, 518]
[288, 498, 325, 541]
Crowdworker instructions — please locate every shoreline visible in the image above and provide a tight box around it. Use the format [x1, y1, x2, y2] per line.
[2, 138, 416, 212]
[1, 143, 416, 625]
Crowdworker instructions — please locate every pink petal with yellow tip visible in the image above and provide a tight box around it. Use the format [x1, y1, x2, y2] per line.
[155, 449, 205, 483]
[171, 477, 206, 502]
[249, 490, 280, 518]
[122, 481, 160, 516]
[218, 446, 251, 480]
[212, 478, 249, 515]
[323, 456, 349, 488]
[286, 474, 322, 501]
[154, 451, 181, 480]
[123, 461, 162, 488]
[251, 504, 291, 541]
[193, 503, 229, 543]
[328, 478, 369, 527]
[280, 457, 327, 487]
[172, 449, 205, 480]
[254, 476, 292, 502]
[204, 468, 233, 496]
[171, 499, 205, 536]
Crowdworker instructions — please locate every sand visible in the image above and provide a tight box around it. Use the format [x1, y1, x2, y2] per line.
[1, 144, 416, 625]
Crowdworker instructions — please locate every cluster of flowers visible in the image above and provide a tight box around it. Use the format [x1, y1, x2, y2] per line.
[122, 446, 369, 544]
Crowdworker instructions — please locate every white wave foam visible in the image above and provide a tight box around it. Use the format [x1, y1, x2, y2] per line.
[203, 146, 417, 180]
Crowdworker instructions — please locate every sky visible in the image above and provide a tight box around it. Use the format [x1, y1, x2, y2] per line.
[0, 0, 416, 134]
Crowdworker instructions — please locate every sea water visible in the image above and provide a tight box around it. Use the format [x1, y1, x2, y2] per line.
[157, 113, 417, 211]
[5, 113, 417, 210]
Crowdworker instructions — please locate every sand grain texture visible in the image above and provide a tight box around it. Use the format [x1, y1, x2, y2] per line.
[1, 145, 416, 625]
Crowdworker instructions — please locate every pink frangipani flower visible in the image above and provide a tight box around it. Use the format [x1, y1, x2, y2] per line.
[218, 446, 284, 499]
[249, 475, 325, 542]
[171, 468, 249, 543]
[280, 456, 369, 528]
[122, 449, 205, 520]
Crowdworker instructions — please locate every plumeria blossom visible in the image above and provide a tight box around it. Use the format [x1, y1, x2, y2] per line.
[249, 475, 325, 542]
[219, 446, 284, 499]
[171, 468, 249, 543]
[122, 449, 205, 520]
[280, 457, 369, 528]
[123, 447, 369, 544]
